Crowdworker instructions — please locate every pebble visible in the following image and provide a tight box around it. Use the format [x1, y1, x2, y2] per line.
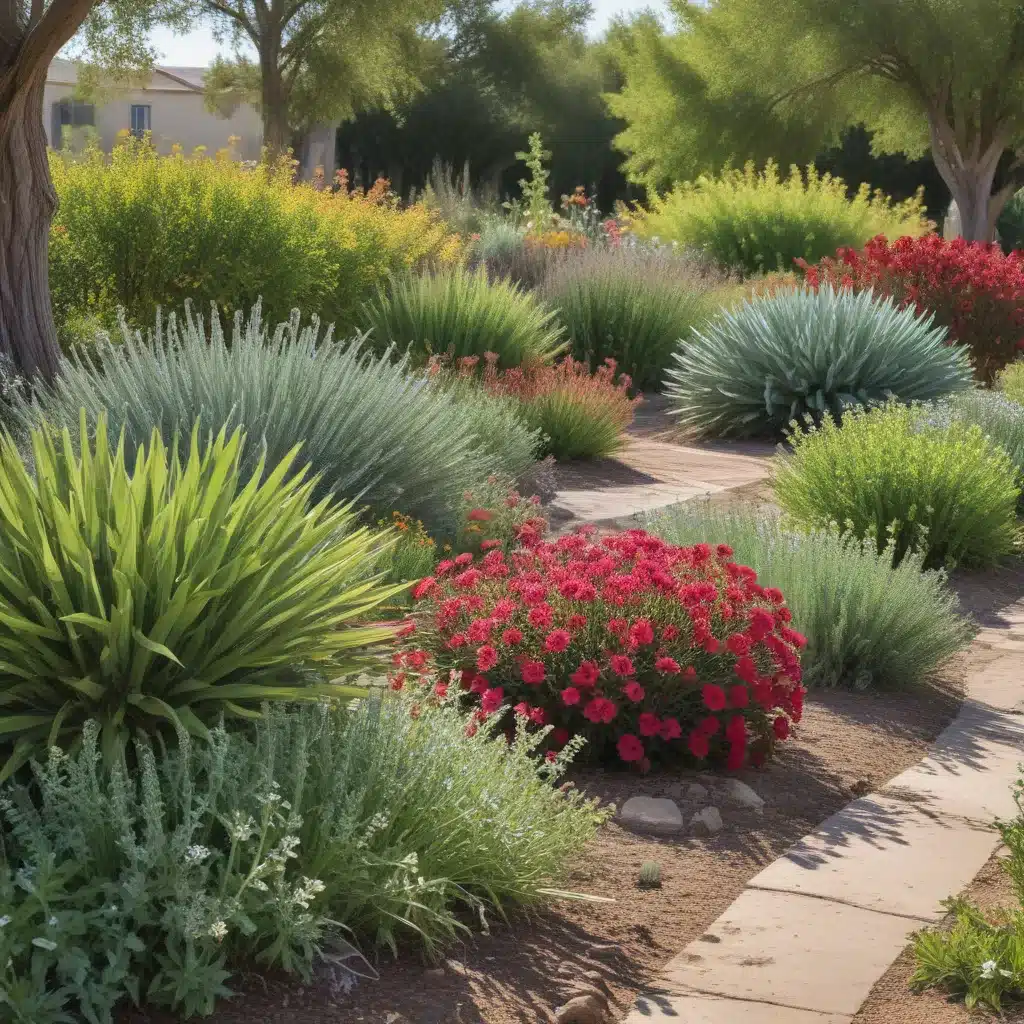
[619, 795, 683, 833]
[586, 942, 620, 960]
[686, 782, 709, 801]
[719, 778, 765, 812]
[555, 993, 607, 1024]
[690, 806, 724, 835]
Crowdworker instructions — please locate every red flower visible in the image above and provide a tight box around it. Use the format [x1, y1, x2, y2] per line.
[655, 656, 681, 675]
[637, 712, 660, 736]
[609, 653, 634, 677]
[617, 734, 645, 762]
[725, 714, 747, 743]
[454, 552, 474, 567]
[763, 587, 785, 605]
[527, 603, 554, 629]
[726, 743, 746, 772]
[480, 686, 503, 713]
[726, 633, 751, 655]
[698, 715, 720, 736]
[434, 682, 448, 699]
[514, 701, 530, 718]
[729, 684, 750, 709]
[773, 716, 790, 741]
[571, 660, 600, 687]
[561, 686, 581, 706]
[551, 727, 570, 747]
[567, 614, 588, 631]
[412, 577, 437, 600]
[702, 636, 720, 654]
[468, 508, 493, 522]
[716, 544, 734, 558]
[544, 629, 572, 653]
[702, 683, 727, 711]
[480, 539, 502, 551]
[583, 696, 617, 723]
[661, 625, 680, 642]
[659, 716, 682, 741]
[396, 620, 416, 638]
[476, 645, 498, 672]
[683, 665, 697, 680]
[468, 618, 494, 642]
[389, 672, 405, 691]
[406, 650, 429, 670]
[688, 730, 710, 759]
[734, 657, 758, 684]
[448, 633, 468, 649]
[628, 618, 655, 646]
[521, 659, 546, 684]
[622, 680, 645, 702]
[501, 627, 524, 646]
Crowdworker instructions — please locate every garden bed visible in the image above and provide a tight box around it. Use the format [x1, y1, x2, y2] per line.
[122, 658, 966, 1024]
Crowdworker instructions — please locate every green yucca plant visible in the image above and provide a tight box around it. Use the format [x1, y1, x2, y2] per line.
[648, 502, 975, 690]
[665, 285, 973, 437]
[773, 402, 1021, 570]
[0, 413, 398, 779]
[23, 303, 539, 537]
[361, 266, 566, 368]
[540, 246, 718, 390]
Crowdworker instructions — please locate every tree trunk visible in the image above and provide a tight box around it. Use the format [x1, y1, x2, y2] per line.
[0, 70, 62, 380]
[260, 60, 291, 160]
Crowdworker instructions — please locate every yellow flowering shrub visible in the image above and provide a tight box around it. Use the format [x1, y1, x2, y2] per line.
[49, 137, 461, 344]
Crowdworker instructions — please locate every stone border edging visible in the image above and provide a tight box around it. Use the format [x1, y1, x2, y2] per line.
[621, 601, 1024, 1023]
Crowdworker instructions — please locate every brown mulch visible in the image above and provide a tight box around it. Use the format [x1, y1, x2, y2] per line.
[123, 659, 968, 1024]
[853, 851, 1024, 1023]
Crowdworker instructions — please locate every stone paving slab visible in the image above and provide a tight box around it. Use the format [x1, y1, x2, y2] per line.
[626, 991, 850, 1023]
[637, 888, 916, 1018]
[747, 793, 996, 921]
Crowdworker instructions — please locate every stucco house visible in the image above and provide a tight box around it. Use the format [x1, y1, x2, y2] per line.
[44, 58, 264, 160]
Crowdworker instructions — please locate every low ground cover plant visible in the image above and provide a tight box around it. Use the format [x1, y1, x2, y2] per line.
[649, 503, 974, 691]
[798, 235, 1024, 382]
[664, 286, 972, 437]
[911, 774, 1024, 1012]
[0, 413, 395, 780]
[774, 402, 1021, 570]
[360, 266, 566, 368]
[0, 701, 604, 1023]
[999, 361, 1024, 404]
[25, 304, 537, 536]
[395, 527, 806, 769]
[539, 246, 719, 390]
[636, 162, 931, 276]
[49, 139, 459, 340]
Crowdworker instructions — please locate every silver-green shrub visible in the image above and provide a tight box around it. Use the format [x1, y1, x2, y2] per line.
[647, 502, 975, 690]
[22, 303, 540, 535]
[0, 701, 604, 1022]
[664, 285, 973, 437]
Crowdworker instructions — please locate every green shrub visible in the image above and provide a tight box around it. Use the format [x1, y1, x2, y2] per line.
[929, 391, 1024, 510]
[999, 361, 1024, 404]
[360, 266, 566, 368]
[773, 402, 1021, 570]
[648, 503, 974, 690]
[0, 412, 396, 780]
[0, 703, 605, 1022]
[636, 161, 932, 276]
[911, 774, 1024, 1013]
[664, 286, 973, 438]
[24, 304, 538, 536]
[998, 187, 1024, 254]
[540, 246, 718, 390]
[48, 138, 460, 339]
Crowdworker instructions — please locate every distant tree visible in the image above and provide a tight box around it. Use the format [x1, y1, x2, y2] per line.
[608, 0, 1024, 240]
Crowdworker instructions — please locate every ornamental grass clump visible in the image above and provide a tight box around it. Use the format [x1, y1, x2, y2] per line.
[774, 402, 1021, 570]
[798, 235, 1024, 382]
[394, 527, 806, 769]
[0, 413, 397, 780]
[664, 285, 973, 438]
[539, 246, 720, 390]
[25, 303, 538, 536]
[360, 265, 566, 368]
[636, 162, 931, 276]
[648, 503, 974, 691]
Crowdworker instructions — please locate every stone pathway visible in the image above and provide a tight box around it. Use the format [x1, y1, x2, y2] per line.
[622, 601, 1024, 1023]
[552, 437, 773, 524]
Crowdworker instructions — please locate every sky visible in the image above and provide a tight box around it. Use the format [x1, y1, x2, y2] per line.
[148, 0, 665, 65]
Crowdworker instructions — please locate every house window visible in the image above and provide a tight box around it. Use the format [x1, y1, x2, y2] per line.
[51, 98, 95, 146]
[130, 104, 151, 138]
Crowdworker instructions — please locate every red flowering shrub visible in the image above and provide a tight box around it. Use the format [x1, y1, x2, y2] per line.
[392, 527, 805, 769]
[456, 475, 549, 557]
[797, 235, 1024, 382]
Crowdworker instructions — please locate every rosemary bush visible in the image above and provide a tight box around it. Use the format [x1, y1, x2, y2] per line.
[648, 503, 974, 690]
[24, 303, 538, 536]
[665, 285, 973, 438]
[774, 402, 1021, 570]
[0, 702, 605, 1022]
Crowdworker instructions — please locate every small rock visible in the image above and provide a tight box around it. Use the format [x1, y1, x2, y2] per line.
[690, 806, 724, 835]
[850, 779, 872, 797]
[719, 778, 764, 813]
[422, 967, 445, 980]
[619, 795, 683, 833]
[555, 993, 607, 1024]
[557, 963, 577, 977]
[444, 958, 467, 975]
[586, 942, 620, 960]
[686, 783, 709, 801]
[582, 969, 605, 983]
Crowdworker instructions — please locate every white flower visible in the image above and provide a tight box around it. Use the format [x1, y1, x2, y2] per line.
[0, 916, 10, 928]
[47, 916, 57, 928]
[185, 845, 211, 864]
[208, 920, 228, 942]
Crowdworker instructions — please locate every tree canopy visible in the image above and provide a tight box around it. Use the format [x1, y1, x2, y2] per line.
[609, 0, 1024, 239]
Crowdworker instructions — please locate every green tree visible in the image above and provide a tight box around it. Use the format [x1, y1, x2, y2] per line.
[608, 0, 1024, 241]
